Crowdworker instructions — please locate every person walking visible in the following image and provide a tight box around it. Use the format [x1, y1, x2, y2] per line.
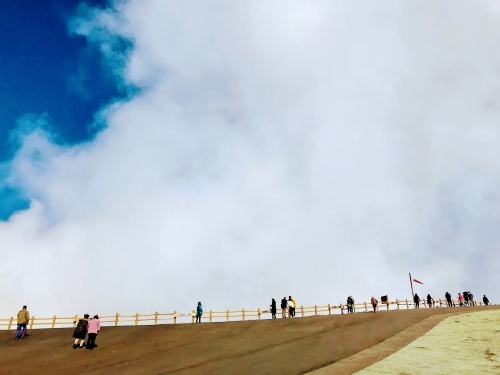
[86, 315, 100, 350]
[196, 302, 203, 323]
[347, 296, 354, 314]
[458, 293, 464, 306]
[290, 296, 297, 317]
[270, 299, 277, 319]
[445, 292, 452, 307]
[287, 297, 295, 318]
[468, 292, 475, 306]
[73, 314, 89, 349]
[15, 305, 30, 339]
[426, 294, 433, 308]
[414, 294, 421, 308]
[281, 297, 287, 318]
[483, 295, 489, 305]
[371, 297, 378, 313]
[463, 291, 469, 306]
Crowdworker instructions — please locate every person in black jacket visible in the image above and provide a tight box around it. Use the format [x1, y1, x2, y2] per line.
[426, 294, 433, 308]
[483, 295, 489, 305]
[414, 294, 421, 308]
[270, 299, 277, 319]
[463, 291, 469, 305]
[72, 314, 89, 349]
[445, 292, 452, 307]
[347, 296, 354, 314]
[281, 297, 287, 318]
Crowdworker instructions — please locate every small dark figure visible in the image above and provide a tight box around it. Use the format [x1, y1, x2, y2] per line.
[281, 297, 287, 318]
[347, 295, 354, 314]
[445, 292, 452, 307]
[427, 294, 432, 308]
[414, 294, 421, 308]
[371, 297, 378, 313]
[463, 291, 469, 305]
[270, 299, 277, 319]
[483, 295, 489, 305]
[73, 314, 89, 349]
[468, 292, 475, 306]
[196, 302, 203, 323]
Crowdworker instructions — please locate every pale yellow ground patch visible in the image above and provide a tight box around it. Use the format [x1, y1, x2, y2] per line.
[356, 310, 500, 374]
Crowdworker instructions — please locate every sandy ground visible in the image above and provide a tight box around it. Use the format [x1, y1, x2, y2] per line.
[0, 306, 496, 375]
[355, 309, 500, 375]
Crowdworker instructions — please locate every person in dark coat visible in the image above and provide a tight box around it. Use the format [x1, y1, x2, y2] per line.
[414, 294, 421, 308]
[281, 297, 287, 318]
[483, 295, 489, 305]
[463, 291, 469, 305]
[347, 296, 354, 314]
[371, 297, 378, 313]
[426, 294, 433, 308]
[270, 299, 277, 319]
[445, 292, 452, 307]
[73, 314, 89, 349]
[468, 292, 475, 306]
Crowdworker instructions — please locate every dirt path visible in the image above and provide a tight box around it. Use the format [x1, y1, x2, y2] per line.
[1, 306, 497, 375]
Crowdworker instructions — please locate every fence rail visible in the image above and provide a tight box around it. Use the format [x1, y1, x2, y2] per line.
[0, 298, 488, 331]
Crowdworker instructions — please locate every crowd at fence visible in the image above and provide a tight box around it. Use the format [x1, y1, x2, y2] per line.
[0, 296, 491, 331]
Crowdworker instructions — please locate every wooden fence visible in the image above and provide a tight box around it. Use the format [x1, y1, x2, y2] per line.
[0, 298, 488, 331]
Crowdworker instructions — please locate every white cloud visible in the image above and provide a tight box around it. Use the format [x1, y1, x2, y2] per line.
[2, 0, 500, 317]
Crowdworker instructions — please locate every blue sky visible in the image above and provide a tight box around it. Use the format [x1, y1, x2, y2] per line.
[0, 0, 123, 219]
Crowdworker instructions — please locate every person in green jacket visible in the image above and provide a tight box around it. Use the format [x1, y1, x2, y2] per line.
[196, 302, 203, 323]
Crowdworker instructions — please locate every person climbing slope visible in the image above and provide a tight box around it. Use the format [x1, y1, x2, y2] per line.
[73, 314, 89, 349]
[86, 315, 100, 350]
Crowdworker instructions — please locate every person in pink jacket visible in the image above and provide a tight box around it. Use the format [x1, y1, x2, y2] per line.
[86, 315, 100, 350]
[458, 293, 464, 306]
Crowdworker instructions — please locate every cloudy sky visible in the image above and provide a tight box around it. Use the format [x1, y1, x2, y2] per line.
[1, 0, 500, 317]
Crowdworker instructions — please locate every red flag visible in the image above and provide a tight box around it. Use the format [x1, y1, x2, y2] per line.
[413, 278, 423, 284]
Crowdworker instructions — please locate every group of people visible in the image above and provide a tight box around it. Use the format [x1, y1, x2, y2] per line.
[72, 314, 100, 350]
[412, 292, 489, 308]
[269, 296, 297, 318]
[346, 296, 379, 313]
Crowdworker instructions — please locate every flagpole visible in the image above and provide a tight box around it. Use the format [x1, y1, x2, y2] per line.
[409, 272, 414, 300]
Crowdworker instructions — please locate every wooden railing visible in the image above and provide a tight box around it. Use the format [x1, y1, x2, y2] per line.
[0, 298, 488, 331]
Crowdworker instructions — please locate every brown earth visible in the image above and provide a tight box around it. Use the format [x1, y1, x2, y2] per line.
[0, 305, 497, 375]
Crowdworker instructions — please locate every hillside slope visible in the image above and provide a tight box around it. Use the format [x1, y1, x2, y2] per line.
[0, 306, 496, 375]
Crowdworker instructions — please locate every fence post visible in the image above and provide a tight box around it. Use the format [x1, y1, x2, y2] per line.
[242, 309, 245, 321]
[353, 303, 356, 313]
[226, 309, 229, 322]
[154, 312, 158, 325]
[135, 313, 139, 326]
[52, 315, 57, 329]
[405, 299, 409, 309]
[174, 311, 177, 324]
[29, 316, 34, 330]
[115, 313, 119, 327]
[301, 306, 304, 317]
[210, 310, 213, 323]
[396, 299, 400, 310]
[364, 302, 368, 312]
[8, 317, 13, 330]
[386, 302, 389, 311]
[258, 308, 261, 320]
[192, 310, 195, 323]
[314, 305, 318, 316]
[328, 304, 331, 315]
